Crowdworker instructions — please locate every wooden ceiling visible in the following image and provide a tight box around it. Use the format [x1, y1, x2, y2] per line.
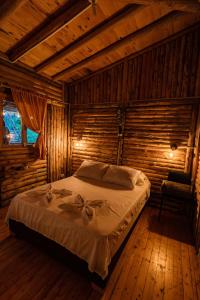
[0, 0, 200, 83]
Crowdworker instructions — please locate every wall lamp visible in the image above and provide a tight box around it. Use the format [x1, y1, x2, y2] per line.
[169, 143, 177, 158]
[75, 134, 82, 147]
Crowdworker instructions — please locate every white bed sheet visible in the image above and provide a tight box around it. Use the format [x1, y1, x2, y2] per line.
[6, 175, 150, 279]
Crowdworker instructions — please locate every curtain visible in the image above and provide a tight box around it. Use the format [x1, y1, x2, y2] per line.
[12, 88, 47, 159]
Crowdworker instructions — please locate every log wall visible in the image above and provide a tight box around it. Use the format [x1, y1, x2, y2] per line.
[47, 104, 68, 182]
[67, 23, 200, 103]
[122, 103, 197, 207]
[67, 24, 200, 208]
[0, 59, 63, 105]
[71, 107, 119, 174]
[0, 147, 47, 206]
[70, 101, 198, 207]
[0, 61, 66, 206]
[0, 103, 68, 205]
[195, 150, 200, 255]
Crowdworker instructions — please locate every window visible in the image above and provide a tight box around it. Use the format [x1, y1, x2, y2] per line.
[27, 128, 38, 144]
[2, 100, 38, 145]
[3, 104, 22, 144]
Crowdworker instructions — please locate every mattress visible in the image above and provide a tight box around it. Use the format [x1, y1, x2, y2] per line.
[6, 175, 150, 279]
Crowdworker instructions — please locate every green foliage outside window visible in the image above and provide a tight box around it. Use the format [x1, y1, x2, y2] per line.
[27, 128, 39, 144]
[3, 105, 38, 145]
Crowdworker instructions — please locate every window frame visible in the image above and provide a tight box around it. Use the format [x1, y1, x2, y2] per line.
[0, 99, 38, 147]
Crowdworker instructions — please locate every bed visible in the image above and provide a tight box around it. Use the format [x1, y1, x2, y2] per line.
[6, 161, 150, 282]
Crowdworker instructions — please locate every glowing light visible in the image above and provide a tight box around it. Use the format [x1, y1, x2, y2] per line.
[6, 133, 14, 139]
[168, 143, 177, 159]
[75, 134, 83, 148]
[75, 141, 82, 147]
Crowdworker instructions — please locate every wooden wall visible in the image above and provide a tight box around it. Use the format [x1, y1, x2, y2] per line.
[71, 107, 119, 173]
[0, 103, 68, 206]
[195, 144, 200, 254]
[0, 147, 47, 206]
[67, 23, 200, 103]
[47, 104, 68, 182]
[67, 23, 200, 207]
[122, 102, 198, 206]
[0, 59, 63, 105]
[0, 59, 66, 206]
[70, 101, 198, 207]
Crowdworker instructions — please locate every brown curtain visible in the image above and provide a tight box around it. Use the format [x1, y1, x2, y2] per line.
[12, 88, 47, 159]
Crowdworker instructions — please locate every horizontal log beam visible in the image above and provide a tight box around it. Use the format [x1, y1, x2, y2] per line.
[35, 4, 141, 73]
[8, 0, 91, 62]
[0, 58, 61, 89]
[119, 0, 200, 13]
[53, 11, 184, 81]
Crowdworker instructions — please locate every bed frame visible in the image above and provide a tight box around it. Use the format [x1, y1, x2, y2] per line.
[9, 205, 145, 288]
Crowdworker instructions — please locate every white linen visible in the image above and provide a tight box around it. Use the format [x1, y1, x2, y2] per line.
[75, 160, 109, 181]
[102, 164, 140, 189]
[6, 176, 150, 279]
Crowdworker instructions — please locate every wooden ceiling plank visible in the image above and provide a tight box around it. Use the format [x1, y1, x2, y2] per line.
[35, 4, 142, 73]
[0, 0, 26, 23]
[53, 11, 184, 81]
[119, 0, 200, 13]
[7, 0, 91, 63]
[64, 22, 200, 85]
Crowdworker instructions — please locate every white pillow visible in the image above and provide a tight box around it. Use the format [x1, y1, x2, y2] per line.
[136, 171, 148, 186]
[102, 165, 140, 189]
[75, 160, 109, 181]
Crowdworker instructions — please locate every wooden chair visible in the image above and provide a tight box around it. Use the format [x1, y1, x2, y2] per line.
[159, 170, 194, 219]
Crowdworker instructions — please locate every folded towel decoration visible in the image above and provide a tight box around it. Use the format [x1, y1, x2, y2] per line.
[52, 188, 72, 198]
[25, 185, 106, 223]
[64, 195, 106, 223]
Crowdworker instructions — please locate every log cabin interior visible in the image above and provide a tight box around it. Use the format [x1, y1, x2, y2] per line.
[0, 0, 200, 299]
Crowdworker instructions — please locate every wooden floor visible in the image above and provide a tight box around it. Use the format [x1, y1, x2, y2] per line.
[0, 206, 200, 300]
[102, 207, 200, 300]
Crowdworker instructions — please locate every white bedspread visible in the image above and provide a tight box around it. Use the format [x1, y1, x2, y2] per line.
[6, 176, 150, 279]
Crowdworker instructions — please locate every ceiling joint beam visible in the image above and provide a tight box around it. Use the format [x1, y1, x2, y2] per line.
[53, 11, 184, 81]
[35, 4, 142, 73]
[7, 0, 91, 63]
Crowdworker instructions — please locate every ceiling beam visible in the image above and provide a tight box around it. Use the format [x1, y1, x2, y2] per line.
[7, 0, 91, 63]
[35, 4, 142, 73]
[0, 51, 9, 62]
[63, 22, 200, 85]
[53, 10, 184, 81]
[0, 0, 26, 23]
[119, 0, 200, 13]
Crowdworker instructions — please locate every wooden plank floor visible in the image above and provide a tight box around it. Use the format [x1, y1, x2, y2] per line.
[0, 206, 100, 300]
[102, 207, 200, 300]
[0, 206, 200, 300]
